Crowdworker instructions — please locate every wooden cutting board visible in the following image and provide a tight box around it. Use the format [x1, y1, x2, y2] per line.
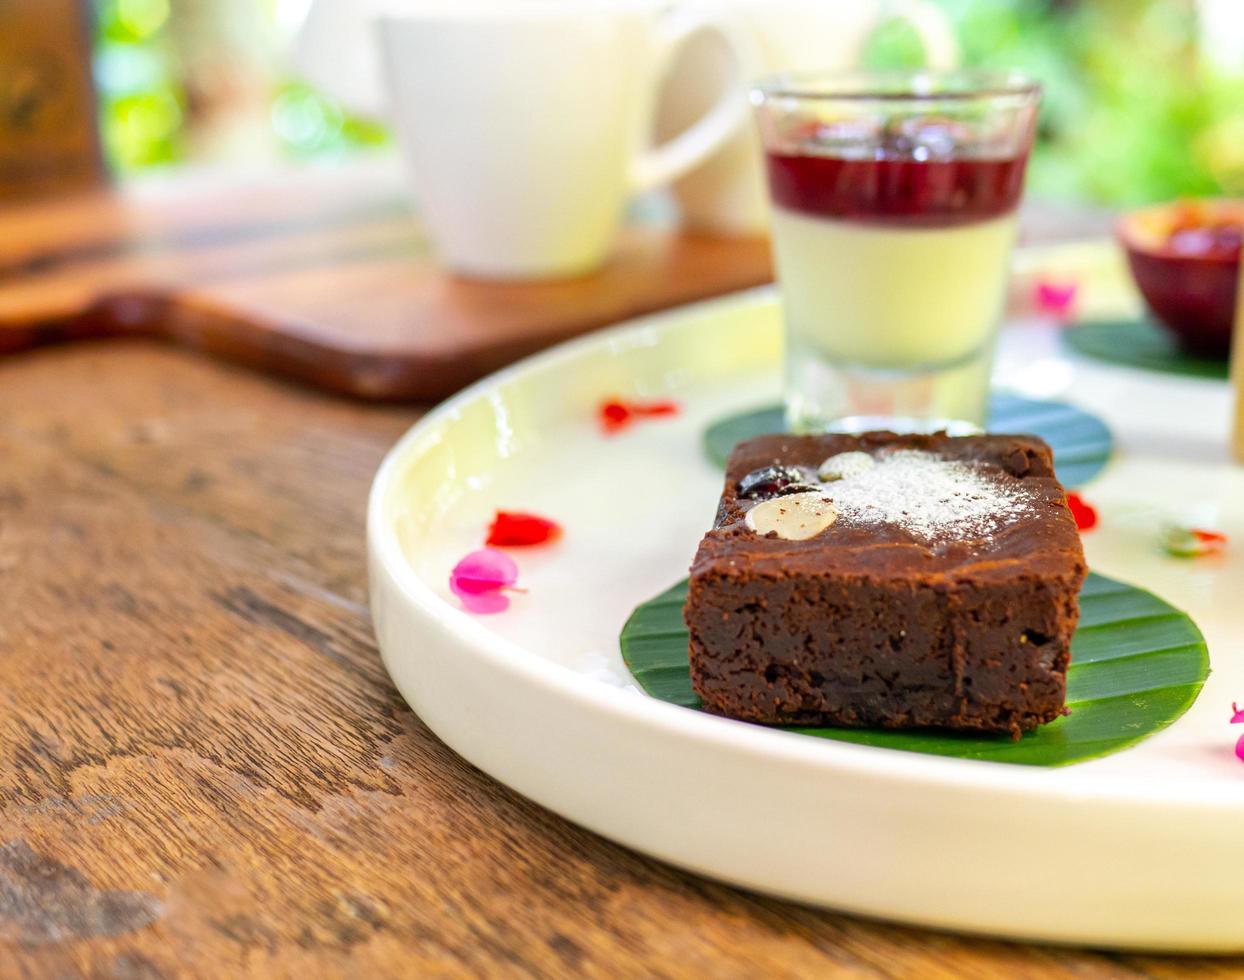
[0, 160, 774, 401]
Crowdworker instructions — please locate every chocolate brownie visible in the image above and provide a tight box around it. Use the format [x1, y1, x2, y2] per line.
[683, 431, 1087, 737]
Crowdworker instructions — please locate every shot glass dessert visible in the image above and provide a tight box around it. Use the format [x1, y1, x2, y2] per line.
[752, 70, 1041, 434]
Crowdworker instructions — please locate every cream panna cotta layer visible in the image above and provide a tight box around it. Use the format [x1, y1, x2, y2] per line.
[770, 204, 1018, 370]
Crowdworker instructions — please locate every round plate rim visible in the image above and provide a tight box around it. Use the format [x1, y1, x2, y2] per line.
[366, 285, 1241, 811]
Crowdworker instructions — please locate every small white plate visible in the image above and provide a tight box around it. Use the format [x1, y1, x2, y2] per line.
[368, 272, 1244, 951]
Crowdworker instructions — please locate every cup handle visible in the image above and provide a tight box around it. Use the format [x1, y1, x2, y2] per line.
[884, 0, 960, 69]
[292, 0, 389, 119]
[629, 6, 758, 196]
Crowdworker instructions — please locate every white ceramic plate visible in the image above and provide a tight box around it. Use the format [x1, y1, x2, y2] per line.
[368, 252, 1244, 951]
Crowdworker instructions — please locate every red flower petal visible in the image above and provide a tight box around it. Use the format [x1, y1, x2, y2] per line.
[1066, 491, 1098, 531]
[631, 400, 680, 417]
[449, 548, 519, 614]
[599, 400, 632, 433]
[486, 510, 562, 547]
[598, 397, 679, 434]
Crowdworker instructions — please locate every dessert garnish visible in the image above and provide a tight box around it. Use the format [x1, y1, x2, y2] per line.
[599, 397, 679, 434]
[1066, 491, 1098, 531]
[449, 548, 523, 614]
[744, 492, 837, 540]
[486, 510, 562, 547]
[1034, 278, 1078, 320]
[739, 450, 1036, 543]
[826, 450, 1035, 541]
[817, 450, 873, 482]
[736, 464, 818, 500]
[1161, 525, 1228, 558]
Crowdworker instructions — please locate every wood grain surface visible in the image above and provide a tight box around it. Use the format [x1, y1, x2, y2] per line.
[0, 0, 104, 203]
[0, 161, 773, 401]
[0, 338, 1239, 978]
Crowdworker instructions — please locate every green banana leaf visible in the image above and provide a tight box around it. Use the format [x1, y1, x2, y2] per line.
[620, 572, 1207, 767]
[1062, 319, 1229, 381]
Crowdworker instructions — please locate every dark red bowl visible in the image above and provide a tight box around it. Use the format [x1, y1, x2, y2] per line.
[1117, 201, 1241, 358]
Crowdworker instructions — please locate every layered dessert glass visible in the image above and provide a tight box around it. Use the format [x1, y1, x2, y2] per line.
[752, 70, 1041, 434]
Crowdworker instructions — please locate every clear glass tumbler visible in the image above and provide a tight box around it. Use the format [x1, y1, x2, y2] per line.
[752, 70, 1041, 434]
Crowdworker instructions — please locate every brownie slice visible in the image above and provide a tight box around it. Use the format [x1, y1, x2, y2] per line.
[683, 432, 1087, 737]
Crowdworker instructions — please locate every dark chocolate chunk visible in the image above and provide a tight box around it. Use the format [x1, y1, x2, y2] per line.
[736, 464, 813, 500]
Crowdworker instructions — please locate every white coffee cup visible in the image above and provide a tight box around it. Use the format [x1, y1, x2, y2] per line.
[301, 1, 754, 280]
[655, 0, 959, 236]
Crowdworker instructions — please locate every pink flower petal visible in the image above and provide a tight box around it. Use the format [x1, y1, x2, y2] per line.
[1232, 702, 1244, 725]
[453, 589, 512, 615]
[449, 548, 519, 614]
[1237, 734, 1244, 766]
[1034, 278, 1078, 320]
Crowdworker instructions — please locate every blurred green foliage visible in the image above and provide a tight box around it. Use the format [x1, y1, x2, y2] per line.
[94, 0, 183, 169]
[93, 0, 386, 172]
[95, 0, 1244, 204]
[268, 81, 388, 161]
[868, 0, 1244, 203]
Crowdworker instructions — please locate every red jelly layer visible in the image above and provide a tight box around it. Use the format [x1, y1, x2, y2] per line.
[765, 153, 1030, 227]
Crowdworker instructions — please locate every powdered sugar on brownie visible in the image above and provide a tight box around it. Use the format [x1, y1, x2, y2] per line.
[824, 449, 1035, 541]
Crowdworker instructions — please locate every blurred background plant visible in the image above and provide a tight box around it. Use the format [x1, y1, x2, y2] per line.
[93, 0, 1244, 204]
[868, 0, 1244, 203]
[94, 0, 386, 171]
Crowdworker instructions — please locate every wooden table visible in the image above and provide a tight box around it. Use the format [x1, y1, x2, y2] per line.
[0, 174, 1229, 976]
